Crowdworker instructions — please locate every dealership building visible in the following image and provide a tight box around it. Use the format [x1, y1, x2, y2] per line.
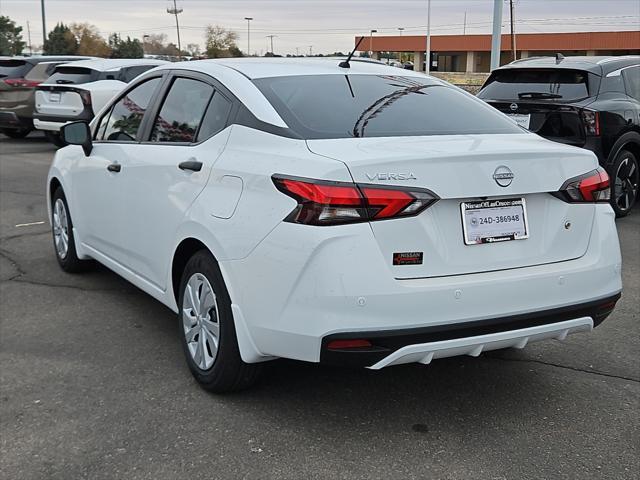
[360, 30, 640, 72]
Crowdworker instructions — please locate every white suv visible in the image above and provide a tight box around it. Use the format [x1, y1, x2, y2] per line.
[33, 58, 167, 145]
[48, 59, 622, 392]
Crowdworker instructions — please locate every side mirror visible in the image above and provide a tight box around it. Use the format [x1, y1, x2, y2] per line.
[61, 121, 93, 156]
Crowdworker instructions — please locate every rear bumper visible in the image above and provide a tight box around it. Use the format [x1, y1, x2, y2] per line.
[0, 110, 32, 130]
[33, 111, 93, 132]
[320, 294, 619, 368]
[223, 204, 622, 364]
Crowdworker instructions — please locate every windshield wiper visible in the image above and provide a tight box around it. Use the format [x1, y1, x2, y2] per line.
[517, 92, 562, 99]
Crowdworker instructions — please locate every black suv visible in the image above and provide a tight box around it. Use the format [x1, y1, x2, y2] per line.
[478, 55, 640, 217]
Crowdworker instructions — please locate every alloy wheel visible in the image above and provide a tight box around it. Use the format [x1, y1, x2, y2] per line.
[52, 199, 69, 259]
[182, 273, 220, 370]
[614, 155, 639, 213]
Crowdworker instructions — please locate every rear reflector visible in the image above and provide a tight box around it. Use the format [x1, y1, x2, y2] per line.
[554, 167, 610, 203]
[272, 175, 439, 226]
[327, 339, 372, 350]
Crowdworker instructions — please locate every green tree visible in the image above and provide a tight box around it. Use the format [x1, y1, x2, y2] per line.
[44, 23, 78, 55]
[71, 23, 111, 57]
[109, 34, 143, 58]
[204, 25, 240, 58]
[0, 16, 26, 55]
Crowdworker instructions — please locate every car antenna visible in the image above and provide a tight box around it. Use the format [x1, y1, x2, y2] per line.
[555, 52, 565, 64]
[339, 36, 365, 69]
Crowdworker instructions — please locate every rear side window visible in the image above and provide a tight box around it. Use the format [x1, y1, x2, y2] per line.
[98, 77, 161, 141]
[150, 78, 213, 143]
[47, 66, 97, 85]
[479, 69, 594, 101]
[0, 60, 31, 79]
[196, 92, 232, 141]
[622, 66, 640, 100]
[254, 74, 521, 139]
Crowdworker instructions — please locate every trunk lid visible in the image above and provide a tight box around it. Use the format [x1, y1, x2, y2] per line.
[307, 133, 598, 278]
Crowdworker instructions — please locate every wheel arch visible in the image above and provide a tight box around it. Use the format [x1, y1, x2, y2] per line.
[170, 236, 270, 363]
[606, 130, 640, 167]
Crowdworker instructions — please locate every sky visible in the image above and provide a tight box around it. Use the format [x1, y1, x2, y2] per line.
[1, 0, 639, 55]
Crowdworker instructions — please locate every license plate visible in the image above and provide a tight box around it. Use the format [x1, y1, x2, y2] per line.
[49, 92, 61, 102]
[507, 113, 530, 129]
[461, 198, 529, 245]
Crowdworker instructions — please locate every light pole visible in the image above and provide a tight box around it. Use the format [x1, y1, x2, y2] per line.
[369, 29, 377, 58]
[490, 0, 503, 71]
[426, 0, 431, 74]
[308, 45, 313, 56]
[398, 27, 404, 36]
[40, 0, 46, 48]
[167, 0, 183, 59]
[244, 17, 253, 56]
[397, 27, 404, 62]
[142, 34, 150, 55]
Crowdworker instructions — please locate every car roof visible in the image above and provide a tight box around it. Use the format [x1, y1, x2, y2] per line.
[158, 57, 430, 80]
[56, 58, 169, 72]
[497, 55, 640, 75]
[0, 55, 95, 64]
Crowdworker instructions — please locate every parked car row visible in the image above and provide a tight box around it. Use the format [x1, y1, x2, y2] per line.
[0, 56, 167, 145]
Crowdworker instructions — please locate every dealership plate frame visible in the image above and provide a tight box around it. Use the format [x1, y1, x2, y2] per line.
[460, 197, 530, 245]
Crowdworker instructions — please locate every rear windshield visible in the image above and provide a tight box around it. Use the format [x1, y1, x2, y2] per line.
[254, 75, 521, 139]
[0, 60, 31, 79]
[46, 66, 99, 85]
[479, 69, 595, 101]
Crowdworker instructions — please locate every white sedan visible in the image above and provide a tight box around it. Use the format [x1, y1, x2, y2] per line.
[48, 58, 622, 392]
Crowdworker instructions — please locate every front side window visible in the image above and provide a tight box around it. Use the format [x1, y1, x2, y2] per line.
[98, 77, 161, 141]
[254, 74, 522, 139]
[150, 78, 213, 143]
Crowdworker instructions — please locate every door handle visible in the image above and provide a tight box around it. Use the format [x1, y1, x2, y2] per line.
[107, 163, 121, 173]
[178, 160, 203, 172]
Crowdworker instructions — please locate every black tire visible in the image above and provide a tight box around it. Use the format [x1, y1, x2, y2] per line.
[51, 187, 92, 272]
[178, 250, 261, 392]
[1, 128, 31, 139]
[609, 149, 639, 218]
[44, 131, 66, 148]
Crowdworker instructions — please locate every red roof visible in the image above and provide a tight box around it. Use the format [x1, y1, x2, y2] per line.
[358, 31, 640, 52]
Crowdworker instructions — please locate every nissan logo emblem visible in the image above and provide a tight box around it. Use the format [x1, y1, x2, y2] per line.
[510, 103, 518, 111]
[493, 166, 514, 187]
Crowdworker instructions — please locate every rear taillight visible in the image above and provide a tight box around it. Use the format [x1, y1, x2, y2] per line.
[272, 175, 439, 226]
[76, 90, 92, 105]
[581, 109, 600, 136]
[4, 78, 40, 88]
[554, 167, 610, 203]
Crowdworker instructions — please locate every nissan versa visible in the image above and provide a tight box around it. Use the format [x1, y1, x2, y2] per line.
[47, 59, 622, 392]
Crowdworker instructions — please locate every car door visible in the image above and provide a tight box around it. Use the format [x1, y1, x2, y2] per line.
[71, 76, 163, 265]
[121, 73, 234, 289]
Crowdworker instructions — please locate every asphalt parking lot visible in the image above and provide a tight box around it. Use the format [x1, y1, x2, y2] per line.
[1, 133, 638, 480]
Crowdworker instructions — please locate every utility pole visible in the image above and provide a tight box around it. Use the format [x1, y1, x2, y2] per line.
[509, 0, 517, 61]
[167, 0, 183, 59]
[463, 11, 467, 35]
[266, 35, 276, 54]
[490, 0, 503, 71]
[244, 17, 253, 56]
[369, 29, 377, 58]
[426, 0, 431, 74]
[27, 21, 33, 55]
[40, 0, 46, 49]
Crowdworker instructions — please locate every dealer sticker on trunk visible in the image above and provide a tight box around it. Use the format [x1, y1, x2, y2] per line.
[461, 198, 529, 245]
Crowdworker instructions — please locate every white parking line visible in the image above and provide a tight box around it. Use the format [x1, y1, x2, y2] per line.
[15, 221, 46, 228]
